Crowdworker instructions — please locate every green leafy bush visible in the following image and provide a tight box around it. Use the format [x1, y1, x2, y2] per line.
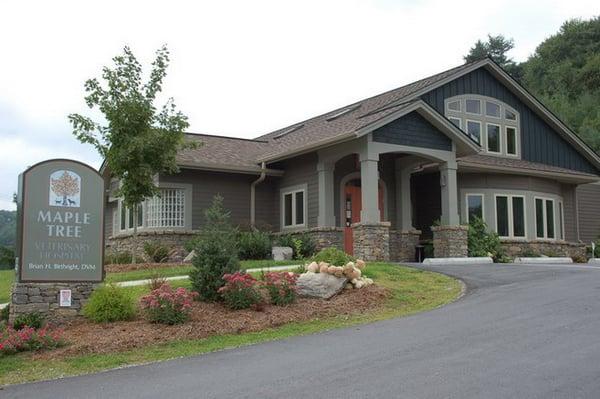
[238, 231, 272, 260]
[218, 272, 262, 310]
[0, 246, 15, 270]
[140, 284, 198, 325]
[13, 312, 45, 330]
[1, 304, 10, 323]
[264, 272, 298, 306]
[312, 247, 355, 266]
[143, 241, 170, 263]
[83, 285, 136, 323]
[190, 195, 240, 301]
[277, 233, 316, 260]
[468, 217, 507, 262]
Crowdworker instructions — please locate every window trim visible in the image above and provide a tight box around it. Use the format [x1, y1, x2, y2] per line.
[465, 193, 485, 224]
[534, 196, 559, 240]
[446, 99, 462, 112]
[494, 194, 527, 239]
[465, 98, 482, 115]
[465, 119, 482, 144]
[281, 184, 308, 230]
[485, 100, 501, 119]
[505, 126, 519, 157]
[448, 116, 462, 129]
[486, 122, 502, 154]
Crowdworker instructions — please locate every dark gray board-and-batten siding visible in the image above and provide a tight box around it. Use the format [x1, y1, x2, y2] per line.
[421, 67, 599, 175]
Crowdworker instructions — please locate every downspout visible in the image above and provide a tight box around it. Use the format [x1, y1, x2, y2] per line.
[250, 162, 267, 230]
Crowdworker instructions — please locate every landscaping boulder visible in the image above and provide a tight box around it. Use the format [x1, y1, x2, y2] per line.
[296, 272, 348, 299]
[272, 246, 293, 261]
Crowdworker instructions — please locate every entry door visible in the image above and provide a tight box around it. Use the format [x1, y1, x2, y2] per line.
[343, 184, 385, 255]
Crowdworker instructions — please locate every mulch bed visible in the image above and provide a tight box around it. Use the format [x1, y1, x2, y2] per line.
[33, 286, 389, 360]
[105, 263, 189, 273]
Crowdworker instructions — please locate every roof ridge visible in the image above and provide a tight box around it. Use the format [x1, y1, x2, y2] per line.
[252, 59, 479, 141]
[185, 132, 269, 143]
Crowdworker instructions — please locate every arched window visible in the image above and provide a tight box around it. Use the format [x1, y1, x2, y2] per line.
[444, 95, 520, 157]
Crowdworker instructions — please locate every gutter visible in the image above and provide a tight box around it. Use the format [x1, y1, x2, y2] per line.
[250, 162, 267, 230]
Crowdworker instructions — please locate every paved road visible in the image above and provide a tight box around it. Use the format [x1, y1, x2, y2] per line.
[4, 263, 600, 399]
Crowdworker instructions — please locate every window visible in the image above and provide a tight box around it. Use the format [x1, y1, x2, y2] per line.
[495, 195, 526, 238]
[447, 100, 461, 112]
[506, 127, 517, 156]
[466, 194, 484, 223]
[535, 198, 556, 239]
[487, 124, 501, 153]
[282, 187, 306, 228]
[558, 202, 564, 240]
[119, 203, 144, 232]
[146, 188, 186, 228]
[466, 99, 481, 114]
[466, 120, 481, 144]
[445, 95, 519, 157]
[485, 101, 500, 118]
[448, 117, 461, 129]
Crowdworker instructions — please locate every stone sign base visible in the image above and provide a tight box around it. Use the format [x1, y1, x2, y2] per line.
[432, 225, 468, 258]
[352, 222, 391, 261]
[9, 282, 97, 324]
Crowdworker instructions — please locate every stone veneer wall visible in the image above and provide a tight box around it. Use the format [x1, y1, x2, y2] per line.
[432, 225, 468, 258]
[105, 230, 197, 262]
[500, 240, 587, 260]
[389, 230, 422, 262]
[352, 222, 390, 261]
[9, 282, 97, 324]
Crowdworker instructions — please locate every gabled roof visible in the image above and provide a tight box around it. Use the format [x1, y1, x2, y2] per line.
[173, 57, 600, 175]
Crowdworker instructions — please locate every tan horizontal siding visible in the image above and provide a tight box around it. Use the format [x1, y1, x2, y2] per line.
[577, 183, 600, 243]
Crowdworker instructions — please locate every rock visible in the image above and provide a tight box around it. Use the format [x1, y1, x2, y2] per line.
[296, 272, 348, 299]
[272, 246, 293, 261]
[183, 250, 196, 263]
[319, 264, 330, 273]
[355, 259, 366, 269]
[306, 262, 319, 273]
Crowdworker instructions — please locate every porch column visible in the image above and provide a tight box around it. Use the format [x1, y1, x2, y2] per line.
[359, 155, 380, 223]
[317, 161, 336, 227]
[395, 160, 415, 231]
[439, 160, 459, 226]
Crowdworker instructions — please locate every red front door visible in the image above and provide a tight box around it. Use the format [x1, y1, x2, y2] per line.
[344, 182, 385, 255]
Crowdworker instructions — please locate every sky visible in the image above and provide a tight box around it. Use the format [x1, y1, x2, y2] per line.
[0, 0, 597, 210]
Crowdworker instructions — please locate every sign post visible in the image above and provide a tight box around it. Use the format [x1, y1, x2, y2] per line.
[11, 159, 104, 322]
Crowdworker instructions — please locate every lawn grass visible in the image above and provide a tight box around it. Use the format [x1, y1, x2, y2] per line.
[0, 263, 462, 386]
[0, 269, 15, 303]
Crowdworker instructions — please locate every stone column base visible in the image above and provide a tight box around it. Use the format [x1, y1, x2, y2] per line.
[9, 282, 98, 324]
[432, 225, 468, 258]
[279, 227, 344, 252]
[352, 222, 391, 261]
[390, 229, 422, 262]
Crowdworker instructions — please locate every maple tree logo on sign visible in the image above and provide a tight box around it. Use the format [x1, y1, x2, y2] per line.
[49, 170, 81, 207]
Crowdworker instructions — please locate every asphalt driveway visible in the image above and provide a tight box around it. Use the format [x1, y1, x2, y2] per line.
[4, 262, 600, 399]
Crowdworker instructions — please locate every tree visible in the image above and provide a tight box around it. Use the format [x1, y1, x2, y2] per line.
[521, 17, 600, 152]
[464, 34, 523, 81]
[69, 45, 195, 261]
[190, 195, 240, 301]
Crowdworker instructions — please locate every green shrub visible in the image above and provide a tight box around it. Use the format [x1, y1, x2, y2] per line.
[264, 272, 298, 306]
[468, 217, 506, 262]
[312, 247, 355, 265]
[0, 246, 15, 270]
[104, 251, 133, 265]
[277, 233, 316, 260]
[143, 241, 170, 263]
[83, 285, 136, 323]
[238, 231, 272, 260]
[0, 305, 9, 323]
[190, 195, 240, 301]
[140, 284, 198, 325]
[218, 272, 262, 310]
[13, 312, 45, 330]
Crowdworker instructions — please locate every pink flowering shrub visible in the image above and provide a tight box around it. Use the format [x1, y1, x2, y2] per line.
[264, 272, 298, 306]
[0, 325, 64, 356]
[218, 272, 262, 310]
[140, 283, 198, 325]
